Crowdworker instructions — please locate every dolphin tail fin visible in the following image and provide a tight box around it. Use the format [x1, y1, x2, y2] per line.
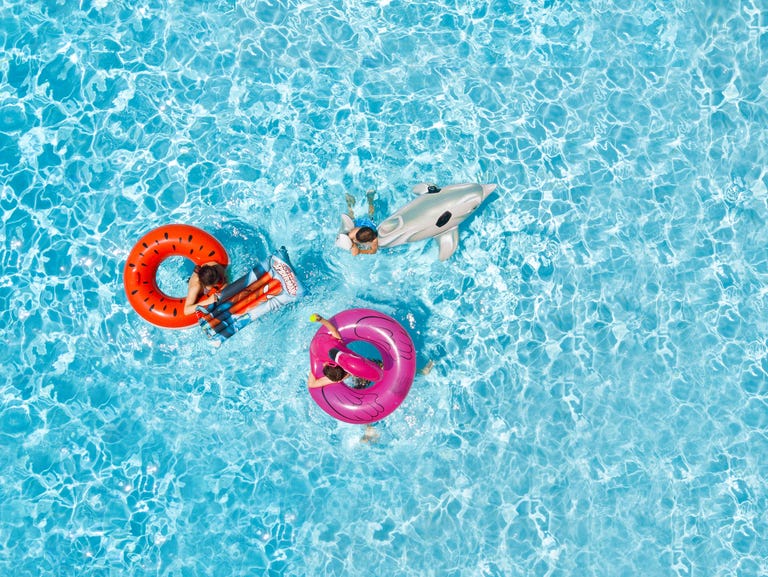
[437, 228, 460, 261]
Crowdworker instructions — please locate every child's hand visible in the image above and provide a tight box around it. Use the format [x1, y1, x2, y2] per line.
[351, 245, 360, 256]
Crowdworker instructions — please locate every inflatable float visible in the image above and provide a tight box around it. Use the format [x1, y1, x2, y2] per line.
[196, 247, 303, 344]
[337, 183, 496, 260]
[309, 308, 416, 424]
[124, 224, 229, 329]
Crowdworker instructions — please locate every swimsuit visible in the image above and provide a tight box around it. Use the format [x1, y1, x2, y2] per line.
[354, 216, 377, 230]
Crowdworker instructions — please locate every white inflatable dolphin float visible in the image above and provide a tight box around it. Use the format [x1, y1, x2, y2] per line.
[357, 182, 496, 260]
[337, 182, 496, 260]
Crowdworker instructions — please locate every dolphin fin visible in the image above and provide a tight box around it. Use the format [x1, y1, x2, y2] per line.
[437, 228, 460, 261]
[336, 214, 355, 250]
[340, 214, 354, 232]
[336, 234, 352, 250]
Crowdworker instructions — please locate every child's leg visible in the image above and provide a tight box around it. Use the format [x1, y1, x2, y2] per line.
[365, 189, 376, 217]
[360, 424, 379, 444]
[345, 193, 356, 218]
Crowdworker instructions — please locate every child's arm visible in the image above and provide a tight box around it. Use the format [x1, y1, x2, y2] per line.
[308, 372, 334, 388]
[356, 238, 378, 254]
[183, 273, 202, 315]
[310, 314, 342, 340]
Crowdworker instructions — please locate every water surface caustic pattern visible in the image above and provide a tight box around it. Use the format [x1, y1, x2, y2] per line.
[1, 1, 767, 576]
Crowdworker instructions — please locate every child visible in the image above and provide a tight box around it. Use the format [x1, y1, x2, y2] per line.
[307, 313, 382, 389]
[184, 263, 228, 315]
[307, 314, 350, 388]
[345, 190, 379, 256]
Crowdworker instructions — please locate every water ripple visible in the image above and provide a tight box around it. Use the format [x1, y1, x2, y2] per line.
[1, 1, 768, 576]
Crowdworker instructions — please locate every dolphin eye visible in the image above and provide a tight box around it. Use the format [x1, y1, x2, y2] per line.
[436, 211, 451, 227]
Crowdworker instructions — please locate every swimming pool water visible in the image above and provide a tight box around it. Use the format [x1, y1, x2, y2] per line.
[2, 1, 767, 575]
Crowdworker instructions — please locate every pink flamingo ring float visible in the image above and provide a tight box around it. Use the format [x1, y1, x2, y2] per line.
[308, 308, 416, 424]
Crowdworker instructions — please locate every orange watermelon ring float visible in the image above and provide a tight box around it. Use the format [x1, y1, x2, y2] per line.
[123, 224, 229, 329]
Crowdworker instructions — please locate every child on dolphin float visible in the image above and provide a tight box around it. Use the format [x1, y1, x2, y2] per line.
[338, 190, 380, 256]
[336, 183, 496, 261]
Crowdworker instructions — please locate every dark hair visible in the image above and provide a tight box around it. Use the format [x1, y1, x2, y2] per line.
[322, 364, 348, 382]
[199, 264, 225, 287]
[355, 226, 378, 242]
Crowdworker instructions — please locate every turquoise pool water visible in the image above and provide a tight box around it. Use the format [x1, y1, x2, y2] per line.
[2, 1, 767, 575]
